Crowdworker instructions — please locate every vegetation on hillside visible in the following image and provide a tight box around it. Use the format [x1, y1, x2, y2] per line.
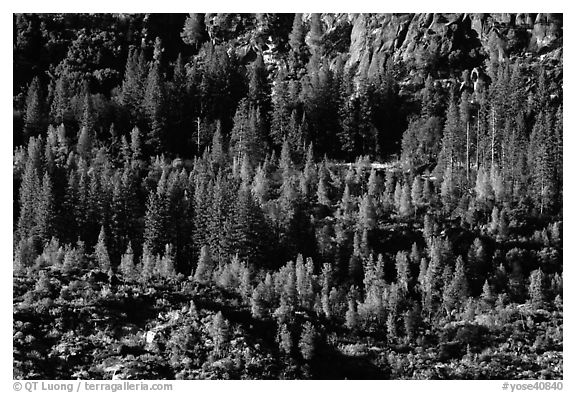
[13, 13, 562, 380]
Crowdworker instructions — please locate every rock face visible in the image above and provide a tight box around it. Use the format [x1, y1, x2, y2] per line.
[337, 13, 562, 79]
[531, 13, 563, 48]
[202, 12, 562, 87]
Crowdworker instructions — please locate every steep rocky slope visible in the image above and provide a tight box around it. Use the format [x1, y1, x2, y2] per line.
[206, 13, 562, 101]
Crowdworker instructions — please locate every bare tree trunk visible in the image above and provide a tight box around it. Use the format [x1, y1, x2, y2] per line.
[197, 117, 201, 153]
[501, 137, 505, 169]
[491, 107, 495, 170]
[476, 109, 480, 170]
[540, 176, 544, 215]
[239, 124, 243, 157]
[466, 121, 470, 182]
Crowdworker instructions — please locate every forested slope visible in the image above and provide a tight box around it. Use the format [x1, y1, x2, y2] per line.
[13, 13, 562, 380]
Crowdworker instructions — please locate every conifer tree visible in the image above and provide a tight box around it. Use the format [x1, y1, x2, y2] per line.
[76, 126, 93, 159]
[239, 154, 253, 189]
[230, 99, 266, 164]
[316, 160, 331, 206]
[130, 126, 143, 161]
[393, 181, 402, 210]
[320, 262, 333, 296]
[279, 180, 312, 261]
[55, 124, 69, 160]
[210, 122, 226, 168]
[490, 166, 505, 204]
[436, 93, 461, 176]
[95, 226, 111, 272]
[288, 13, 306, 72]
[207, 173, 232, 263]
[143, 61, 166, 154]
[281, 261, 298, 308]
[395, 251, 411, 292]
[383, 170, 395, 203]
[366, 169, 379, 197]
[277, 323, 293, 356]
[423, 238, 443, 315]
[300, 143, 317, 200]
[14, 237, 36, 272]
[139, 243, 156, 283]
[417, 257, 428, 295]
[119, 242, 137, 281]
[251, 164, 270, 206]
[60, 169, 80, 243]
[411, 176, 423, 208]
[228, 185, 269, 264]
[529, 110, 556, 214]
[299, 321, 317, 361]
[498, 208, 509, 239]
[345, 297, 359, 331]
[475, 165, 493, 207]
[50, 74, 72, 127]
[87, 168, 110, 240]
[480, 279, 494, 307]
[279, 139, 294, 180]
[358, 193, 376, 230]
[152, 36, 163, 63]
[337, 93, 358, 159]
[440, 165, 456, 211]
[528, 268, 545, 309]
[443, 256, 469, 314]
[467, 237, 489, 292]
[194, 245, 214, 283]
[423, 214, 436, 244]
[35, 171, 55, 244]
[489, 206, 500, 234]
[554, 105, 563, 199]
[17, 156, 40, 242]
[386, 313, 397, 342]
[144, 171, 170, 256]
[209, 311, 230, 353]
[251, 282, 267, 319]
[120, 46, 147, 123]
[181, 13, 206, 48]
[460, 90, 473, 182]
[339, 182, 355, 218]
[346, 232, 362, 285]
[192, 176, 210, 257]
[387, 282, 400, 316]
[80, 89, 96, 138]
[399, 181, 413, 217]
[320, 287, 334, 320]
[274, 292, 295, 325]
[295, 256, 315, 308]
[403, 306, 418, 341]
[534, 65, 549, 114]
[24, 76, 44, 139]
[270, 69, 296, 148]
[157, 244, 177, 279]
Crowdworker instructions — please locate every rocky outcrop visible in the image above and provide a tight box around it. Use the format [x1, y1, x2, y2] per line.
[334, 13, 562, 80]
[204, 13, 562, 86]
[532, 13, 562, 49]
